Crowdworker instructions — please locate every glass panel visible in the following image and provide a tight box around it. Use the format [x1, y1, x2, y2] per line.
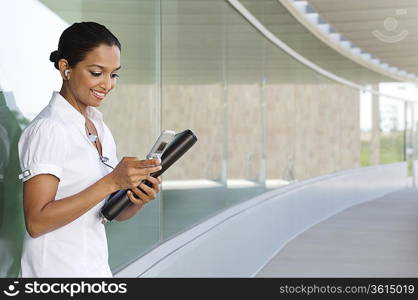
[161, 0, 227, 239]
[415, 104, 418, 161]
[360, 88, 373, 166]
[413, 103, 418, 187]
[0, 90, 27, 277]
[406, 102, 414, 176]
[159, 0, 368, 241]
[225, 1, 265, 205]
[379, 92, 405, 164]
[259, 5, 361, 183]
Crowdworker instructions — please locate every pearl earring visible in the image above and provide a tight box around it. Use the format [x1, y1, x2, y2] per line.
[64, 69, 70, 78]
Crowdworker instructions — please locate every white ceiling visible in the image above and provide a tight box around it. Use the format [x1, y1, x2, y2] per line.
[308, 0, 418, 77]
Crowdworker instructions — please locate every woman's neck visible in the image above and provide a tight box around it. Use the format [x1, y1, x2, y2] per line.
[59, 84, 88, 118]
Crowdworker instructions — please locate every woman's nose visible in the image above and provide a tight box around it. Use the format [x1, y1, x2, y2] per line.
[100, 75, 112, 91]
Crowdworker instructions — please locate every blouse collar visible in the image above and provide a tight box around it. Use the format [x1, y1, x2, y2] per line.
[49, 91, 103, 130]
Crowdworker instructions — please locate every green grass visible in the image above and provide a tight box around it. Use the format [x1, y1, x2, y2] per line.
[380, 131, 404, 164]
[361, 131, 405, 167]
[360, 141, 372, 166]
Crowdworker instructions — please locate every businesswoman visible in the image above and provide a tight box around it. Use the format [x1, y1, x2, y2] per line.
[17, 22, 161, 277]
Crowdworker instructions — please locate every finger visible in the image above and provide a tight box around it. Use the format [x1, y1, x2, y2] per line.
[138, 183, 157, 199]
[133, 158, 161, 168]
[154, 183, 160, 193]
[147, 165, 163, 174]
[158, 176, 162, 184]
[146, 176, 160, 193]
[145, 175, 159, 186]
[132, 176, 157, 189]
[137, 183, 157, 200]
[132, 186, 152, 202]
[146, 179, 160, 193]
[127, 190, 144, 206]
[131, 165, 162, 177]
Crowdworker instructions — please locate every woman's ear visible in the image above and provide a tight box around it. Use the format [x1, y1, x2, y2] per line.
[58, 59, 71, 80]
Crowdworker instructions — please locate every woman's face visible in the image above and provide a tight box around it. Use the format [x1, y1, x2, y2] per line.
[66, 44, 121, 107]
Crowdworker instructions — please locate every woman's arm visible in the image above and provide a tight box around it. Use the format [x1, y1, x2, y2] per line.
[23, 158, 161, 235]
[23, 172, 118, 238]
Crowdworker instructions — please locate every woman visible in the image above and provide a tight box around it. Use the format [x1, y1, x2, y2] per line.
[17, 22, 161, 277]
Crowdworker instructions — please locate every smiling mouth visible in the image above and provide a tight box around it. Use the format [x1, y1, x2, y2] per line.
[91, 89, 107, 100]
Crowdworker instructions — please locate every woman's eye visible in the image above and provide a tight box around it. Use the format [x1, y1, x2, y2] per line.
[90, 71, 119, 79]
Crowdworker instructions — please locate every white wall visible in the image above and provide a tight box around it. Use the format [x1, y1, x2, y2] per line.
[114, 162, 408, 277]
[0, 0, 68, 119]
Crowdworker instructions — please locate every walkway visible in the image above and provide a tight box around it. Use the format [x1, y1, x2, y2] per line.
[256, 188, 418, 277]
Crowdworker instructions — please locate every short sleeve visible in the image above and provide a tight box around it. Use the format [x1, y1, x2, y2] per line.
[17, 118, 68, 183]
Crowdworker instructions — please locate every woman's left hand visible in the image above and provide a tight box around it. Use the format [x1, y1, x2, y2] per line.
[115, 176, 162, 222]
[127, 176, 162, 206]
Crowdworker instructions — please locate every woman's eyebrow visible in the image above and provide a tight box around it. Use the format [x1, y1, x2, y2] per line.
[87, 64, 122, 71]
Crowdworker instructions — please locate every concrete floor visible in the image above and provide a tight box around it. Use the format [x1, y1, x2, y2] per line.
[256, 187, 418, 277]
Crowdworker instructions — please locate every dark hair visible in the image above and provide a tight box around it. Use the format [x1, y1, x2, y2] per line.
[49, 21, 121, 70]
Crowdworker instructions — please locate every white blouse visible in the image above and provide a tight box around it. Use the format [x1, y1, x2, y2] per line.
[17, 91, 119, 277]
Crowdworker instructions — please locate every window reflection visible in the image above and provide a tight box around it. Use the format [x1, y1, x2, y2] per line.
[0, 91, 27, 277]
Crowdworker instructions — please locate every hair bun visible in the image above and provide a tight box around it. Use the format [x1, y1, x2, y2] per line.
[49, 50, 58, 62]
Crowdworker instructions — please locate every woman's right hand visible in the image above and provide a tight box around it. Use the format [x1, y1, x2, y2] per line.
[109, 156, 162, 191]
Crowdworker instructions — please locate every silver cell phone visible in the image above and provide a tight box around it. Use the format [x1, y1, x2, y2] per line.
[146, 130, 176, 160]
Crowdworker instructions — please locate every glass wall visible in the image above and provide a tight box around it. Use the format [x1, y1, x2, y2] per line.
[0, 0, 414, 277]
[0, 90, 27, 277]
[360, 89, 373, 166]
[379, 95, 405, 164]
[405, 102, 414, 176]
[160, 0, 226, 239]
[413, 103, 418, 186]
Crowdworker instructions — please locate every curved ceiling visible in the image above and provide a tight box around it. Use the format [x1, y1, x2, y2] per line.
[240, 0, 402, 85]
[307, 0, 418, 80]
